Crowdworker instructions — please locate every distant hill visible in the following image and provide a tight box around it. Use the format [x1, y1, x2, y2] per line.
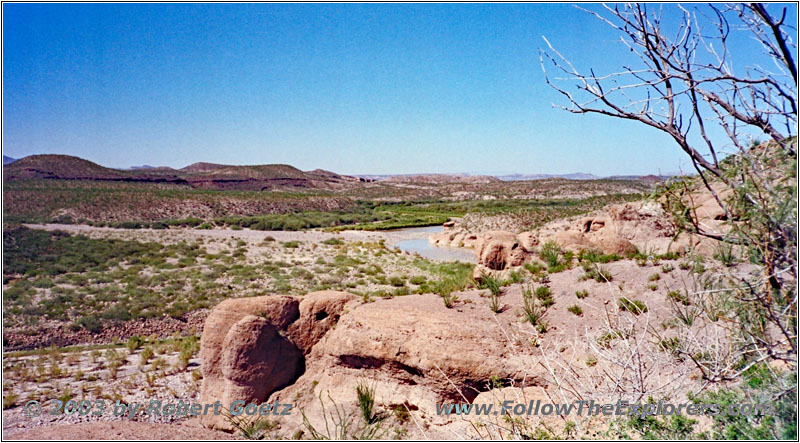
[3, 155, 16, 165]
[380, 174, 501, 184]
[180, 162, 228, 173]
[356, 172, 653, 182]
[3, 155, 188, 184]
[3, 154, 363, 191]
[496, 173, 600, 181]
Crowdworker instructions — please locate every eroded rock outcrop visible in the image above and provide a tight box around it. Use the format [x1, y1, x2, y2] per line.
[263, 292, 542, 436]
[200, 290, 544, 434]
[199, 291, 357, 430]
[429, 225, 478, 249]
[535, 200, 686, 255]
[473, 230, 528, 271]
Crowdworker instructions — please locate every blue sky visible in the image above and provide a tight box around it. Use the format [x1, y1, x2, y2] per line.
[2, 3, 795, 175]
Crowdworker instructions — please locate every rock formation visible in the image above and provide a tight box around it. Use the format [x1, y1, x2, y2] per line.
[199, 291, 357, 430]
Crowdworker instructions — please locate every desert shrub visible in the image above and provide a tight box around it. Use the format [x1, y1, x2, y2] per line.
[77, 315, 102, 333]
[489, 292, 502, 313]
[126, 335, 144, 353]
[322, 238, 344, 246]
[478, 274, 502, 297]
[534, 286, 553, 307]
[578, 249, 621, 264]
[522, 284, 546, 328]
[409, 276, 426, 286]
[581, 264, 613, 282]
[356, 381, 377, 424]
[618, 297, 648, 315]
[139, 346, 154, 366]
[435, 279, 459, 309]
[538, 241, 562, 268]
[567, 305, 583, 316]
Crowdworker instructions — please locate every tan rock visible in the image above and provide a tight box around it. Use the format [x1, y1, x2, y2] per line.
[517, 232, 538, 251]
[548, 231, 593, 252]
[199, 296, 301, 429]
[269, 293, 541, 430]
[473, 231, 528, 270]
[217, 315, 303, 426]
[286, 291, 358, 354]
[595, 234, 638, 255]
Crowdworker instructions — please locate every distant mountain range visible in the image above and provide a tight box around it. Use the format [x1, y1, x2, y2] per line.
[3, 154, 366, 191]
[357, 172, 674, 182]
[494, 173, 599, 181]
[3, 154, 675, 188]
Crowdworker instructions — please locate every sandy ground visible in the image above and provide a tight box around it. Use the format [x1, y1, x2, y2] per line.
[3, 418, 235, 440]
[23, 223, 433, 250]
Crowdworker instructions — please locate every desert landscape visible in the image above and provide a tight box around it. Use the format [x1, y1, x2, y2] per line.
[3, 141, 796, 440]
[2, 2, 797, 441]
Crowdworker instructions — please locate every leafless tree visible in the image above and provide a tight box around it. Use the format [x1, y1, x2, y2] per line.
[540, 3, 796, 383]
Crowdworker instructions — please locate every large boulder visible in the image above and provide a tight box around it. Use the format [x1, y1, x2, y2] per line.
[218, 316, 303, 421]
[594, 234, 638, 255]
[473, 231, 528, 270]
[286, 291, 358, 354]
[199, 296, 301, 429]
[266, 292, 542, 436]
[199, 292, 356, 430]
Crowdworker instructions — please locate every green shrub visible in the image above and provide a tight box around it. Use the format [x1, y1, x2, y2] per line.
[522, 285, 546, 328]
[618, 297, 648, 314]
[539, 241, 561, 268]
[77, 315, 102, 333]
[581, 264, 613, 282]
[409, 276, 426, 286]
[567, 304, 583, 316]
[578, 249, 621, 264]
[479, 274, 502, 297]
[126, 335, 144, 353]
[535, 286, 553, 307]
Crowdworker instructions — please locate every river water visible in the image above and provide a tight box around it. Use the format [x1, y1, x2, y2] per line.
[391, 226, 475, 263]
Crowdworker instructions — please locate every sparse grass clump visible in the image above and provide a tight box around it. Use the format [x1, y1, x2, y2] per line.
[618, 297, 648, 315]
[667, 290, 691, 306]
[435, 279, 459, 309]
[535, 286, 554, 307]
[575, 289, 589, 299]
[126, 335, 144, 353]
[578, 249, 621, 264]
[479, 274, 502, 297]
[356, 381, 377, 424]
[539, 241, 561, 268]
[567, 304, 583, 316]
[580, 263, 613, 282]
[522, 284, 548, 332]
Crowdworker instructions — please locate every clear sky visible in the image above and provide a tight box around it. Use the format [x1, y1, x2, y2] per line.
[2, 3, 795, 176]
